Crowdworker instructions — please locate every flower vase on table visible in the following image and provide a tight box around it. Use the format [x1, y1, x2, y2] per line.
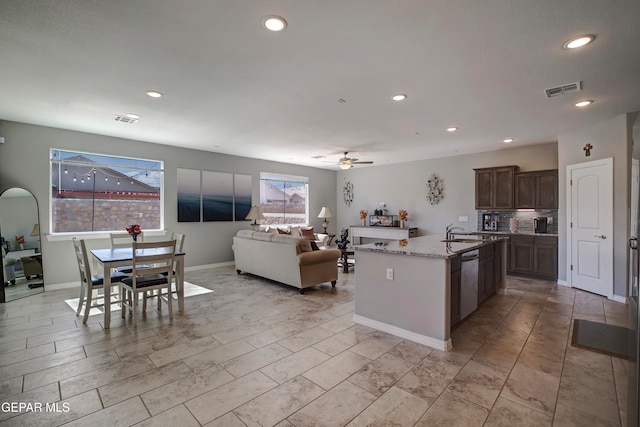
[359, 210, 368, 227]
[398, 210, 408, 229]
[126, 224, 142, 242]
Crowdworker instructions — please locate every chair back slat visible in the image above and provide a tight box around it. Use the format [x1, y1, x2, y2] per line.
[170, 232, 186, 252]
[110, 232, 144, 248]
[129, 240, 176, 289]
[72, 237, 91, 285]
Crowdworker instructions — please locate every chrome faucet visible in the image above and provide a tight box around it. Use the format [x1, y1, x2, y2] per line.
[445, 223, 465, 240]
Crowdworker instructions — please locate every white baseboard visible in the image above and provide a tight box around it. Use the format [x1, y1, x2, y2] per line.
[44, 262, 236, 291]
[185, 261, 234, 272]
[352, 314, 452, 351]
[557, 279, 569, 287]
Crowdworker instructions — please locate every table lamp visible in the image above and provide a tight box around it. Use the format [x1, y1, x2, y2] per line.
[317, 206, 333, 233]
[245, 206, 265, 231]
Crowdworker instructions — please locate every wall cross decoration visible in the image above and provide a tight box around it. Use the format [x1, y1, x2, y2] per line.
[583, 143, 593, 156]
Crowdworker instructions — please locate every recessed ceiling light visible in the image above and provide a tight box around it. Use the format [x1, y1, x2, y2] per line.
[575, 100, 594, 107]
[262, 16, 287, 32]
[446, 127, 458, 132]
[391, 94, 407, 102]
[146, 91, 163, 98]
[503, 138, 515, 143]
[563, 35, 595, 49]
[126, 113, 141, 120]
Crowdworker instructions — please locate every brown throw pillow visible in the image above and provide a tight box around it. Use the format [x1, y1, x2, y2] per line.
[300, 226, 315, 240]
[277, 227, 291, 235]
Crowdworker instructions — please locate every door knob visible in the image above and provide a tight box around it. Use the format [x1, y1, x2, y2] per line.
[594, 235, 607, 239]
[630, 238, 638, 249]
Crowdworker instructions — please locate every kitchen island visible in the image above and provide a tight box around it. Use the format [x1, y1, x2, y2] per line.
[353, 234, 508, 351]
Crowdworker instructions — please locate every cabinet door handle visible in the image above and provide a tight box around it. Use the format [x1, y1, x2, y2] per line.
[594, 235, 607, 239]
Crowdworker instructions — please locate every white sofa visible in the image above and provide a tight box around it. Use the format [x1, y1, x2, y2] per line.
[232, 230, 341, 293]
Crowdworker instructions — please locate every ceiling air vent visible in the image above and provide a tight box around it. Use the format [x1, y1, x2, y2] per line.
[114, 115, 138, 124]
[545, 81, 582, 98]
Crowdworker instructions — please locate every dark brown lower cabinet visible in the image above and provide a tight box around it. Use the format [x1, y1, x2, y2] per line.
[533, 236, 558, 278]
[478, 243, 495, 305]
[508, 235, 557, 279]
[509, 235, 534, 274]
[450, 255, 461, 328]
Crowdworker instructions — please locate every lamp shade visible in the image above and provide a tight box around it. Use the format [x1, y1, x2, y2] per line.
[317, 207, 333, 219]
[245, 206, 265, 221]
[29, 223, 40, 237]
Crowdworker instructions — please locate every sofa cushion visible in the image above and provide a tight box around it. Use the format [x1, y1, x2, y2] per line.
[300, 226, 315, 239]
[289, 226, 302, 236]
[310, 240, 320, 251]
[253, 232, 275, 242]
[277, 227, 292, 235]
[271, 234, 312, 254]
[236, 230, 256, 239]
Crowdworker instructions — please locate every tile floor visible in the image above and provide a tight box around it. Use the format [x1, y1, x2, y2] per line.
[0, 267, 631, 426]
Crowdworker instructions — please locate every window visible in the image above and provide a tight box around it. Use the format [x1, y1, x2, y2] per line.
[50, 149, 163, 233]
[259, 172, 309, 226]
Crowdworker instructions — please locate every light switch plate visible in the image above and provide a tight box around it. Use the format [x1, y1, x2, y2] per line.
[386, 268, 394, 280]
[458, 216, 468, 222]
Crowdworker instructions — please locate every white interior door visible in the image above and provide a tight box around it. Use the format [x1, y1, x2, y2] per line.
[567, 157, 614, 297]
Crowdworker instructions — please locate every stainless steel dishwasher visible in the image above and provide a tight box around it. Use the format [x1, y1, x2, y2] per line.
[460, 249, 479, 320]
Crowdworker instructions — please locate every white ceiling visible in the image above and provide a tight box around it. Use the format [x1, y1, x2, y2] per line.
[1, 1, 639, 170]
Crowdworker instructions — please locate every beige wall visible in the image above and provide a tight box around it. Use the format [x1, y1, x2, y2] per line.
[558, 112, 639, 297]
[336, 143, 558, 237]
[0, 121, 337, 286]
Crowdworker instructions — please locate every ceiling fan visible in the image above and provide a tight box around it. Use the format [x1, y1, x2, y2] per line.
[337, 152, 373, 169]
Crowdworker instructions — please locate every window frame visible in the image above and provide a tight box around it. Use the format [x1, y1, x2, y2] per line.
[49, 148, 165, 237]
[259, 172, 309, 226]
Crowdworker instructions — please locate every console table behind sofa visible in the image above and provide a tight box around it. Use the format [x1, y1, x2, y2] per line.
[350, 226, 418, 245]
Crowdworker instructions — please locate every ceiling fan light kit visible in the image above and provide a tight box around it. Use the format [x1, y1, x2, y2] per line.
[337, 152, 373, 169]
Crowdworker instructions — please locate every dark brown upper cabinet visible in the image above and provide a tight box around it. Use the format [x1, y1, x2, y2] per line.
[474, 166, 519, 210]
[514, 169, 558, 209]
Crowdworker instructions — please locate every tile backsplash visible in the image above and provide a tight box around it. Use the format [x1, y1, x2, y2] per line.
[476, 210, 558, 234]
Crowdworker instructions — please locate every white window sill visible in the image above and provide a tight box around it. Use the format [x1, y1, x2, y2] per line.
[45, 229, 169, 242]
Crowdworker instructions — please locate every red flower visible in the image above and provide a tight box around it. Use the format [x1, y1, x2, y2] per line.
[126, 224, 142, 241]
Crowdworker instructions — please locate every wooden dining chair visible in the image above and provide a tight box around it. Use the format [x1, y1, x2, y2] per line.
[110, 231, 148, 274]
[72, 238, 128, 324]
[119, 240, 176, 327]
[143, 232, 186, 311]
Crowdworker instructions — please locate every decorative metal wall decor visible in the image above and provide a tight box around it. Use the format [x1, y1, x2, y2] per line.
[343, 180, 354, 206]
[426, 173, 444, 204]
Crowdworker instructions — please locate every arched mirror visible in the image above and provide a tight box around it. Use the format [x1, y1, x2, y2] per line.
[0, 187, 44, 302]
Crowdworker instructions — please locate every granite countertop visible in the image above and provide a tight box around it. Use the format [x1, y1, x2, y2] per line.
[471, 231, 559, 237]
[354, 234, 508, 259]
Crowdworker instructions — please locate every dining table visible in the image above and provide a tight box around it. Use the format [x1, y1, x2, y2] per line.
[90, 246, 186, 329]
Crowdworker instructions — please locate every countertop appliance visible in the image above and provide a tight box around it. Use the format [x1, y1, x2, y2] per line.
[534, 217, 548, 234]
[482, 213, 498, 231]
[460, 249, 479, 319]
